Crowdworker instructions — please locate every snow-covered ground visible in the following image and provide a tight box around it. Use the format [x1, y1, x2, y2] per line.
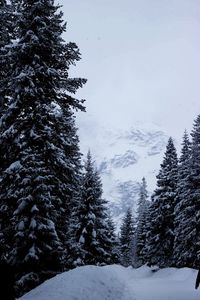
[19, 265, 200, 300]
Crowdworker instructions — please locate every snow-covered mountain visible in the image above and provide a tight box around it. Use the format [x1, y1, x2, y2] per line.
[78, 119, 169, 229]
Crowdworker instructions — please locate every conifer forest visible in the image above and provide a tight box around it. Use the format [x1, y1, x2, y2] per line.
[0, 1, 200, 299]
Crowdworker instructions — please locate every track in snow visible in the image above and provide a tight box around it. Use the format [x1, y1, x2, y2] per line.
[20, 265, 200, 300]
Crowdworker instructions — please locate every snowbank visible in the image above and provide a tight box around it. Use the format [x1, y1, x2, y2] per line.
[19, 265, 200, 300]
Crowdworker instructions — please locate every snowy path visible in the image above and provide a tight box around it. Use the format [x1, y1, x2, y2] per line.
[20, 265, 200, 300]
[113, 265, 200, 300]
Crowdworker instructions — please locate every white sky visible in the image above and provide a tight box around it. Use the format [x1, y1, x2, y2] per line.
[59, 0, 200, 138]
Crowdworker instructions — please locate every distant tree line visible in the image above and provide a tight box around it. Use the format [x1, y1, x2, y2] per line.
[119, 119, 200, 271]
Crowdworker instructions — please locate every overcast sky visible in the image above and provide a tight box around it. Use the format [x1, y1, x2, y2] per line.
[59, 0, 200, 138]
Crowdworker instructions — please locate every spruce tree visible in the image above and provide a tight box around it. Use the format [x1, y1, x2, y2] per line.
[0, 0, 11, 113]
[0, 0, 9, 72]
[0, 0, 86, 295]
[143, 137, 178, 267]
[0, 0, 11, 63]
[173, 131, 191, 266]
[68, 152, 115, 267]
[0, 0, 8, 256]
[0, 0, 21, 88]
[106, 213, 120, 264]
[173, 118, 200, 268]
[134, 177, 149, 267]
[120, 207, 134, 267]
[0, 0, 19, 259]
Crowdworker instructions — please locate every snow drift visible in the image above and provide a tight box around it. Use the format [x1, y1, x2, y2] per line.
[19, 265, 200, 300]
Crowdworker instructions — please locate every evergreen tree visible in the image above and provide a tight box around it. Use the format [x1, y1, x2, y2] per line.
[0, 0, 86, 295]
[106, 213, 120, 264]
[173, 131, 191, 266]
[0, 0, 11, 63]
[0, 0, 22, 87]
[179, 130, 191, 165]
[0, 0, 20, 259]
[143, 137, 178, 267]
[173, 118, 200, 268]
[0, 0, 11, 113]
[0, 0, 9, 257]
[134, 177, 149, 267]
[68, 152, 116, 267]
[120, 207, 134, 267]
[0, 0, 9, 69]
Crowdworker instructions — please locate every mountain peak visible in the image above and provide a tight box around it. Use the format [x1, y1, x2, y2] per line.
[78, 119, 169, 228]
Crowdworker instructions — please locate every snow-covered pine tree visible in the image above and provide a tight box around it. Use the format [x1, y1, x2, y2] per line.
[0, 0, 22, 84]
[133, 177, 149, 267]
[68, 151, 116, 267]
[143, 137, 178, 267]
[0, 0, 18, 259]
[0, 0, 86, 295]
[0, 0, 11, 58]
[173, 131, 191, 267]
[92, 168, 119, 265]
[173, 118, 200, 268]
[179, 130, 191, 165]
[0, 0, 11, 114]
[106, 213, 120, 264]
[120, 207, 134, 267]
[0, 0, 9, 75]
